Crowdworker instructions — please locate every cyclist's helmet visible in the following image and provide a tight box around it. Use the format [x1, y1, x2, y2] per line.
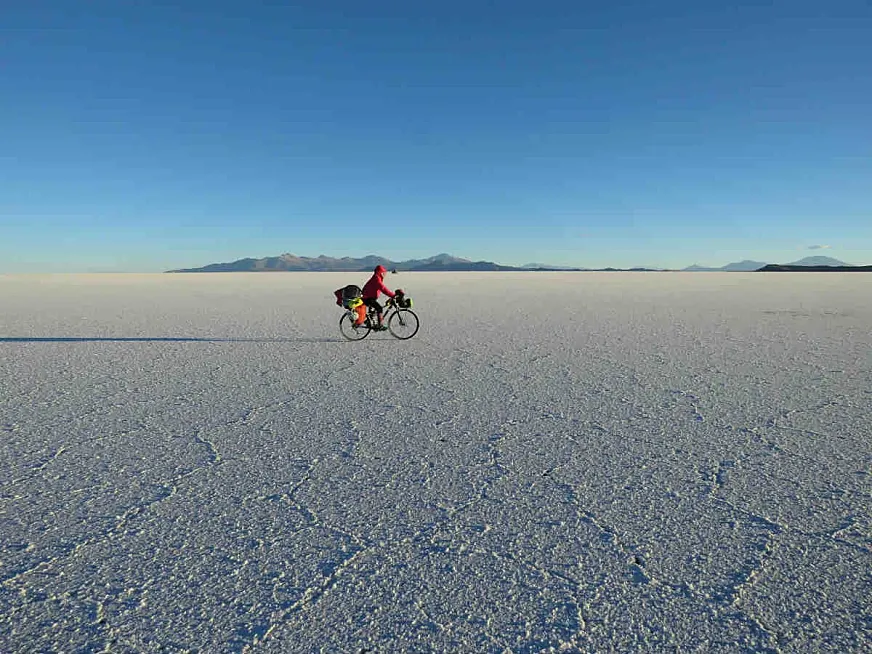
[374, 265, 387, 275]
[395, 288, 404, 294]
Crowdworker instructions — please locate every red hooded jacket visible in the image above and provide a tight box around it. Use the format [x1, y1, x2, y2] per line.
[362, 271, 395, 300]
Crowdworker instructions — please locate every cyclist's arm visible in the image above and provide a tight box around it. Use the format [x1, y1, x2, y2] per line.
[379, 280, 395, 298]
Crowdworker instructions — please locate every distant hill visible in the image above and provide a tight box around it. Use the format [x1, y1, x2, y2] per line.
[411, 259, 519, 271]
[722, 260, 771, 272]
[682, 260, 768, 272]
[758, 256, 869, 271]
[521, 263, 589, 271]
[759, 264, 871, 272]
[785, 256, 849, 267]
[683, 256, 854, 272]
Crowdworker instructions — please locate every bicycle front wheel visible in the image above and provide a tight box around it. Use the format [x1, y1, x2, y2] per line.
[387, 309, 420, 340]
[339, 312, 370, 341]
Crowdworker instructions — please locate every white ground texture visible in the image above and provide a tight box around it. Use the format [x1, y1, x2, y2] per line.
[1, 272, 870, 653]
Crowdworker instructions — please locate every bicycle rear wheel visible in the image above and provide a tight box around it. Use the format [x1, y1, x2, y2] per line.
[339, 312, 370, 341]
[387, 309, 419, 340]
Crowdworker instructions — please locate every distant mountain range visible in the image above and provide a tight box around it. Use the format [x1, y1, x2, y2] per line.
[759, 263, 872, 272]
[167, 253, 520, 273]
[681, 256, 850, 271]
[167, 252, 665, 273]
[682, 260, 769, 272]
[167, 253, 864, 273]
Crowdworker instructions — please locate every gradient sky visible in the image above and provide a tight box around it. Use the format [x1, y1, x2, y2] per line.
[2, 0, 870, 272]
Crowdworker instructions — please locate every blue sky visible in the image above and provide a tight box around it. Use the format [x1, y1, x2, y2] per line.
[2, 0, 870, 272]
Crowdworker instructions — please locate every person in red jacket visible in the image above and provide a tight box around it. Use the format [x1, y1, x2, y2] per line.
[361, 265, 395, 330]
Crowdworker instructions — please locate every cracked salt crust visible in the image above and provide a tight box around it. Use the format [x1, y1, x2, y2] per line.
[1, 272, 870, 652]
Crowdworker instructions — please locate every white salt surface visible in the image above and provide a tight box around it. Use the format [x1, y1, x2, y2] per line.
[1, 272, 870, 653]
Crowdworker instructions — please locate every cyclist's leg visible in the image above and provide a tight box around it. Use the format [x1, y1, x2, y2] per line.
[365, 298, 385, 328]
[362, 298, 377, 324]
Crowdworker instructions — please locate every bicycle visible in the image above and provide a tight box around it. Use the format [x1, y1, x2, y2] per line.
[339, 292, 420, 341]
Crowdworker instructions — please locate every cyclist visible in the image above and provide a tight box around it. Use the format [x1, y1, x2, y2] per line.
[361, 265, 396, 330]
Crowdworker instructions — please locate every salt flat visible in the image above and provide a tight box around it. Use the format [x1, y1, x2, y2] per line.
[1, 272, 870, 653]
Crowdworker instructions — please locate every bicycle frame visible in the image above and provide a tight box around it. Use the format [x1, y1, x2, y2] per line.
[363, 298, 398, 327]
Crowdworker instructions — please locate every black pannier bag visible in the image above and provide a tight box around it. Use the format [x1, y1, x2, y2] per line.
[342, 285, 362, 299]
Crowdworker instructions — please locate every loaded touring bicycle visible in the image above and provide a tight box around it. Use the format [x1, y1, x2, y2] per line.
[337, 285, 419, 341]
